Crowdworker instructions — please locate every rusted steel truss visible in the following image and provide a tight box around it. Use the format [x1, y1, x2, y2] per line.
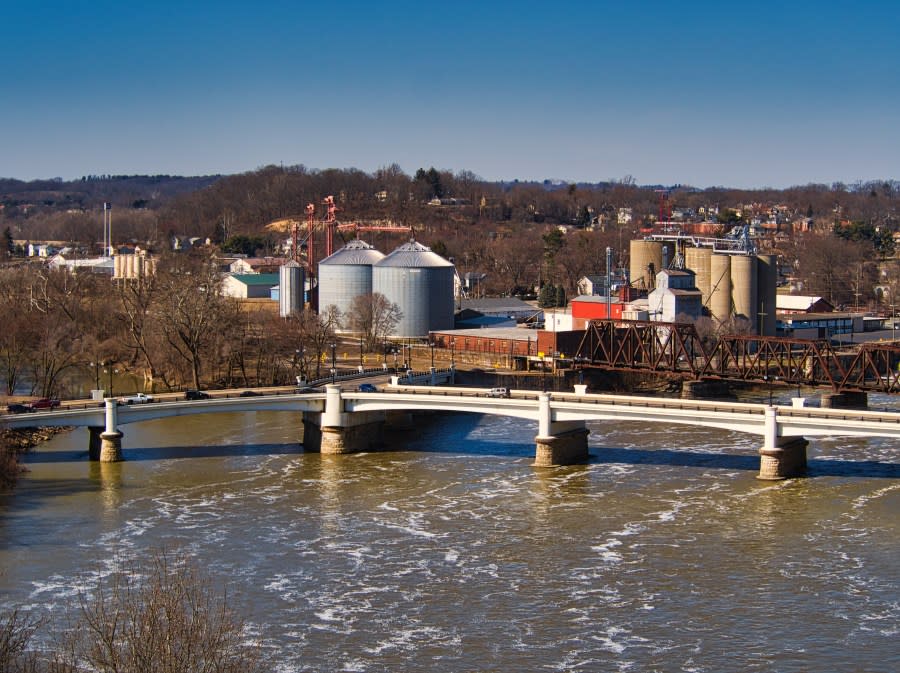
[575, 319, 900, 393]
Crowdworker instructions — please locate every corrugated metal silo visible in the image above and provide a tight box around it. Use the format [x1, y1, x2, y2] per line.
[756, 254, 777, 336]
[709, 254, 732, 326]
[684, 246, 712, 306]
[113, 254, 123, 279]
[373, 240, 455, 337]
[318, 240, 385, 322]
[279, 260, 304, 317]
[731, 254, 758, 331]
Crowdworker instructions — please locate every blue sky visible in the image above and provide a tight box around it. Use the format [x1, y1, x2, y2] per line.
[2, 1, 898, 188]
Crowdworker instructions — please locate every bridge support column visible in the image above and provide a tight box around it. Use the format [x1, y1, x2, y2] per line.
[758, 437, 808, 480]
[757, 406, 806, 479]
[98, 399, 124, 463]
[534, 427, 589, 466]
[88, 426, 103, 461]
[302, 385, 385, 455]
[534, 393, 589, 466]
[821, 391, 868, 409]
[99, 431, 124, 463]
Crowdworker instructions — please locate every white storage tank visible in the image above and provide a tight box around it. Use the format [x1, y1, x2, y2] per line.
[279, 260, 304, 318]
[373, 241, 455, 337]
[318, 240, 385, 321]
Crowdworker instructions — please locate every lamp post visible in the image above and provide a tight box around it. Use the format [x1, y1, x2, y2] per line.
[430, 340, 435, 369]
[104, 364, 117, 398]
[450, 339, 455, 367]
[540, 352, 547, 392]
[330, 342, 336, 384]
[892, 304, 896, 342]
[89, 361, 101, 391]
[295, 348, 304, 384]
[359, 337, 364, 368]
[762, 374, 777, 405]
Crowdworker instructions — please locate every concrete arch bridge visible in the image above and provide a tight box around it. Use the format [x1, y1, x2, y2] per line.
[4, 385, 898, 481]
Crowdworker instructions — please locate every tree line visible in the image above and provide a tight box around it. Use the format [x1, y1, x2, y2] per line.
[0, 251, 405, 399]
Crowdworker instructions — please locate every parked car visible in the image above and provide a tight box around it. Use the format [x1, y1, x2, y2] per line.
[31, 398, 61, 410]
[185, 390, 210, 400]
[487, 387, 510, 398]
[117, 393, 154, 405]
[6, 403, 34, 414]
[295, 386, 317, 393]
[239, 390, 261, 397]
[358, 383, 378, 393]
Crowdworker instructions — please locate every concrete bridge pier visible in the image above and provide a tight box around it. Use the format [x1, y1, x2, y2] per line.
[88, 426, 103, 461]
[97, 399, 124, 462]
[534, 392, 589, 466]
[303, 385, 385, 455]
[757, 406, 807, 480]
[821, 391, 868, 409]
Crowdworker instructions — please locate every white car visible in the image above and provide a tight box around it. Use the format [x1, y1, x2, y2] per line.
[117, 393, 154, 405]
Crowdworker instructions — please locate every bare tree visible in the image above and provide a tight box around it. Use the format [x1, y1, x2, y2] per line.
[153, 256, 240, 390]
[344, 293, 402, 350]
[0, 607, 43, 672]
[52, 551, 262, 673]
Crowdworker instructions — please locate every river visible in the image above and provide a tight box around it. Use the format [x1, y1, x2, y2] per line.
[1, 392, 898, 672]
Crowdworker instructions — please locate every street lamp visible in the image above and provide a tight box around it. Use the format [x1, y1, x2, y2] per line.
[330, 342, 337, 384]
[430, 340, 435, 369]
[540, 353, 547, 392]
[89, 361, 101, 391]
[892, 304, 896, 342]
[359, 337, 364, 368]
[104, 363, 118, 397]
[450, 339, 455, 367]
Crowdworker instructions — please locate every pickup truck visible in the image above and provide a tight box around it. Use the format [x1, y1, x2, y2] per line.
[31, 398, 61, 410]
[117, 393, 154, 405]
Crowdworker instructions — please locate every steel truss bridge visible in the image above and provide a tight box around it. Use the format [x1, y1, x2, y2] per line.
[574, 319, 900, 394]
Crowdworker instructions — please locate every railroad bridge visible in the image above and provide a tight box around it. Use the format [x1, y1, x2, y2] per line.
[574, 319, 900, 394]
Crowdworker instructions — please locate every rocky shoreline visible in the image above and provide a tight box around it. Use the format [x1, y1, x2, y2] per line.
[2, 426, 72, 452]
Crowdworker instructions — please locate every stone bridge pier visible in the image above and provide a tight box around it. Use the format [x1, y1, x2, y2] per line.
[88, 399, 124, 462]
[534, 392, 589, 467]
[303, 385, 385, 454]
[758, 406, 807, 480]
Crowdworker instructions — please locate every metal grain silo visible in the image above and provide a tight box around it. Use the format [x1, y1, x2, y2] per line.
[318, 240, 385, 322]
[730, 254, 757, 331]
[684, 246, 712, 306]
[279, 260, 304, 317]
[756, 254, 777, 336]
[709, 254, 732, 326]
[373, 241, 455, 337]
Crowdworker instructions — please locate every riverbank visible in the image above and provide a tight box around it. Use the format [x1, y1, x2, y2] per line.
[2, 426, 71, 452]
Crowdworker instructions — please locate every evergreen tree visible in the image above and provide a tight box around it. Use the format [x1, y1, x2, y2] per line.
[2, 227, 12, 258]
[537, 283, 557, 308]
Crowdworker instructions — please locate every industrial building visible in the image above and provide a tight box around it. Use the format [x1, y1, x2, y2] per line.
[629, 237, 777, 335]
